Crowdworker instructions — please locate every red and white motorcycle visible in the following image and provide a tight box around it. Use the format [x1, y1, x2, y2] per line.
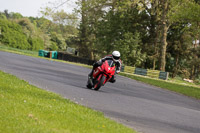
[86, 60, 116, 91]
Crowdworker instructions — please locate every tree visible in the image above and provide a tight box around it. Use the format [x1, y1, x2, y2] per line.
[17, 18, 35, 36]
[159, 0, 169, 71]
[10, 12, 23, 19]
[77, 0, 110, 59]
[0, 19, 30, 50]
[28, 37, 44, 50]
[116, 32, 146, 66]
[168, 0, 200, 79]
[166, 23, 192, 77]
[75, 0, 200, 81]
[0, 12, 6, 19]
[95, 0, 149, 66]
[50, 32, 66, 50]
[40, 4, 78, 50]
[4, 10, 10, 19]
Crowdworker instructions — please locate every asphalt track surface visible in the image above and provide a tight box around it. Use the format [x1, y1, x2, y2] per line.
[0, 51, 200, 133]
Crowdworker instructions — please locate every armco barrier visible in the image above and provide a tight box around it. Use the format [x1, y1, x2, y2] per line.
[124, 66, 135, 73]
[38, 50, 95, 65]
[38, 50, 50, 58]
[38, 50, 168, 80]
[159, 71, 169, 80]
[50, 51, 58, 59]
[147, 70, 160, 78]
[122, 66, 168, 80]
[57, 52, 96, 65]
[134, 68, 147, 76]
[38, 50, 44, 57]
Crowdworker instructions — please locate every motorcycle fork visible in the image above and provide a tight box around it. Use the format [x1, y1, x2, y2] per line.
[102, 74, 108, 85]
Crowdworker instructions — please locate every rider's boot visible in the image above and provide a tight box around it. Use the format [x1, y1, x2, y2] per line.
[88, 69, 94, 86]
[88, 69, 94, 79]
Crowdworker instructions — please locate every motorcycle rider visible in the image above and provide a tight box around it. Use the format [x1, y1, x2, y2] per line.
[88, 51, 122, 83]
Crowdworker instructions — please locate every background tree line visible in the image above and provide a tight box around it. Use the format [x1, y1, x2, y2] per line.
[0, 9, 78, 51]
[77, 0, 200, 81]
[0, 0, 200, 82]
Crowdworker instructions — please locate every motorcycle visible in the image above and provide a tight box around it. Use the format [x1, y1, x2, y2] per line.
[86, 60, 116, 91]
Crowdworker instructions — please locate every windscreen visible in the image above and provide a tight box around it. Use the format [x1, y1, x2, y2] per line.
[107, 60, 115, 67]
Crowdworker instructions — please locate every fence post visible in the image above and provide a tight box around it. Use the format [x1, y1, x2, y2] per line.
[159, 71, 169, 80]
[121, 65, 125, 72]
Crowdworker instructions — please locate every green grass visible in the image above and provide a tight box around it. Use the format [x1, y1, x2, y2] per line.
[0, 44, 38, 57]
[168, 76, 200, 86]
[120, 73, 200, 99]
[0, 71, 135, 133]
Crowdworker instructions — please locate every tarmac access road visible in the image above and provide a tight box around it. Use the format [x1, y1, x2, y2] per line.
[0, 51, 200, 133]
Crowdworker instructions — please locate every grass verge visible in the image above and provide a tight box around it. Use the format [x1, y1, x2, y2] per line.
[0, 45, 38, 57]
[120, 73, 200, 99]
[0, 71, 135, 133]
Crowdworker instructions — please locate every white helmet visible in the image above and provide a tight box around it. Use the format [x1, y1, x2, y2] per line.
[112, 51, 120, 62]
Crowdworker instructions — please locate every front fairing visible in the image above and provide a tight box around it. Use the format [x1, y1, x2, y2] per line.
[93, 60, 115, 80]
[101, 60, 115, 75]
[93, 67, 102, 78]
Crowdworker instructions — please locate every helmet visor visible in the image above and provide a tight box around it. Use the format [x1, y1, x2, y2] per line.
[113, 56, 120, 60]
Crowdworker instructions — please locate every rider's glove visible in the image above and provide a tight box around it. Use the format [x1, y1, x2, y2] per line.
[116, 70, 120, 74]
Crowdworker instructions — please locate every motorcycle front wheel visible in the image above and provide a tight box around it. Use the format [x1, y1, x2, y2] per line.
[94, 75, 106, 91]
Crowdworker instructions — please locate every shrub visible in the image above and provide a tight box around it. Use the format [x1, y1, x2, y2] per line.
[28, 37, 44, 51]
[49, 41, 58, 51]
[0, 19, 30, 49]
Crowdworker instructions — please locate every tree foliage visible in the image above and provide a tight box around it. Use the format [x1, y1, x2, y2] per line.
[0, 8, 78, 51]
[77, 0, 200, 81]
[0, 19, 30, 49]
[1, 0, 200, 80]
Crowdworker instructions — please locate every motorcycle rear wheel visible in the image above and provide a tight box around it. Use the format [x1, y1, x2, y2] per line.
[94, 75, 106, 91]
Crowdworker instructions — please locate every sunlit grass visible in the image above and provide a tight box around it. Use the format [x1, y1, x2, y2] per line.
[120, 73, 200, 99]
[0, 44, 38, 57]
[0, 71, 135, 133]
